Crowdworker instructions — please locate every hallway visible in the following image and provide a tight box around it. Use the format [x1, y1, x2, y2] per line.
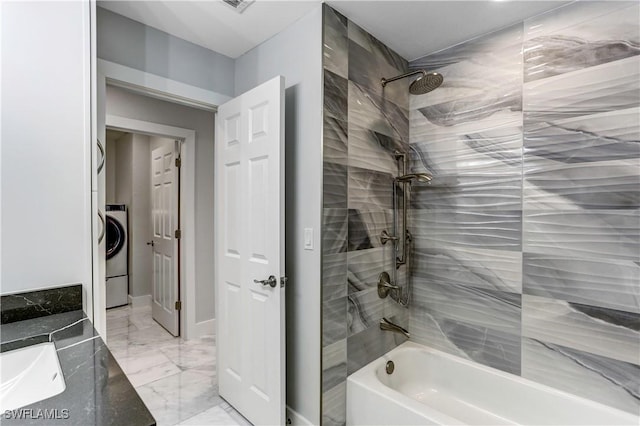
[106, 306, 251, 426]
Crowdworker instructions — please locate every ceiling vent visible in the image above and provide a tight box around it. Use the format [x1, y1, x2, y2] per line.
[222, 0, 255, 14]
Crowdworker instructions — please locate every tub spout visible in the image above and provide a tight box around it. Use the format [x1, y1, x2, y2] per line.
[380, 317, 410, 339]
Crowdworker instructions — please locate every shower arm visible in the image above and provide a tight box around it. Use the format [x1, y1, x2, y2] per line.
[381, 70, 427, 87]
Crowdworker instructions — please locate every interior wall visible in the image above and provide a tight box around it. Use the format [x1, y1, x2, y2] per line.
[97, 7, 235, 97]
[234, 5, 323, 423]
[1, 1, 91, 300]
[106, 86, 216, 324]
[105, 134, 118, 204]
[320, 6, 412, 425]
[408, 1, 639, 414]
[113, 132, 152, 298]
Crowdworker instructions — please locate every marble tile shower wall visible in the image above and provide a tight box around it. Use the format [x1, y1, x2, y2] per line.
[408, 1, 639, 415]
[321, 5, 411, 425]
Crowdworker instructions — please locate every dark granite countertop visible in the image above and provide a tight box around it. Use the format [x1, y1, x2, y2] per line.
[1, 310, 155, 426]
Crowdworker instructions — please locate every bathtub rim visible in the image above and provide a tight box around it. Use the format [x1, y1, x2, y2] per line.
[347, 341, 639, 424]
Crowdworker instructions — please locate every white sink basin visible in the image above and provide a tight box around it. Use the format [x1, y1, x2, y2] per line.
[0, 342, 66, 411]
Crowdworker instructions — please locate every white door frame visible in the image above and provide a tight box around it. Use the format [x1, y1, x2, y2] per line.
[93, 60, 231, 339]
[102, 115, 196, 339]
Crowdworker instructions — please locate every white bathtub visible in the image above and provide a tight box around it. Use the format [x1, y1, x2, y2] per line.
[347, 342, 638, 425]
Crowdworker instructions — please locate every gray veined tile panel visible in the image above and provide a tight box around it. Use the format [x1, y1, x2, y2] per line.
[523, 210, 640, 261]
[524, 157, 640, 210]
[410, 21, 523, 71]
[323, 162, 348, 209]
[409, 308, 521, 375]
[322, 381, 346, 426]
[523, 108, 640, 164]
[524, 1, 639, 44]
[383, 296, 409, 334]
[409, 24, 522, 127]
[323, 296, 347, 347]
[409, 174, 522, 211]
[347, 19, 406, 74]
[348, 209, 393, 252]
[522, 338, 640, 415]
[322, 338, 347, 393]
[411, 246, 523, 294]
[412, 279, 521, 335]
[347, 247, 392, 294]
[409, 109, 523, 176]
[347, 319, 407, 375]
[347, 167, 394, 211]
[348, 287, 384, 336]
[409, 308, 473, 360]
[524, 35, 640, 83]
[523, 55, 640, 113]
[523, 1, 640, 83]
[322, 252, 347, 302]
[412, 208, 522, 252]
[323, 116, 348, 165]
[324, 69, 348, 121]
[348, 80, 409, 142]
[349, 38, 408, 110]
[522, 295, 640, 365]
[323, 5, 348, 79]
[415, 94, 522, 129]
[523, 253, 640, 314]
[348, 123, 407, 176]
[322, 208, 347, 255]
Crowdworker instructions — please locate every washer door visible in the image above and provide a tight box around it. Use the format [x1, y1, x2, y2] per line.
[106, 216, 126, 260]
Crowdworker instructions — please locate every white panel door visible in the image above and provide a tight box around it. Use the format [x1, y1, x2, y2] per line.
[151, 143, 180, 336]
[215, 76, 285, 425]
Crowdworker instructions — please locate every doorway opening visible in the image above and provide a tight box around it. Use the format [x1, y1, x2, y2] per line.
[104, 128, 182, 336]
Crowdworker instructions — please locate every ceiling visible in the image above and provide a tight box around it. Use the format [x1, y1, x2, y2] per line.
[98, 0, 321, 58]
[98, 0, 572, 60]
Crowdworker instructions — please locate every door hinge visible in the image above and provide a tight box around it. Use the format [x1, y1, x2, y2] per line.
[175, 300, 182, 310]
[175, 157, 182, 168]
[175, 229, 182, 239]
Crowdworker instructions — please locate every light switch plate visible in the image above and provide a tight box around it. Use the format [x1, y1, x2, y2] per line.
[304, 228, 313, 250]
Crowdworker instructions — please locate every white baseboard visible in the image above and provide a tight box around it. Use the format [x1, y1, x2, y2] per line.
[194, 319, 216, 338]
[128, 294, 152, 309]
[286, 406, 314, 426]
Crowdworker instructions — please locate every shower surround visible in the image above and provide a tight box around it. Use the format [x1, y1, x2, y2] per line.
[408, 0, 639, 415]
[321, 5, 411, 425]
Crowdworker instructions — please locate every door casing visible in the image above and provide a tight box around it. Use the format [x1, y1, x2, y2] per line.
[95, 114, 196, 339]
[93, 59, 231, 339]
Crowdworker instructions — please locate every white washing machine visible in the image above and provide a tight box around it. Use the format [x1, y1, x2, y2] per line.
[106, 204, 128, 308]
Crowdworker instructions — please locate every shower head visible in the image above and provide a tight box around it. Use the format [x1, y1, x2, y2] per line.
[395, 173, 432, 184]
[410, 72, 443, 95]
[381, 70, 443, 95]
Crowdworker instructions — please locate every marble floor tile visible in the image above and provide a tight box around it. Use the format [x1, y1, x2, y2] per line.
[219, 402, 252, 426]
[179, 405, 240, 426]
[106, 306, 247, 426]
[116, 351, 182, 387]
[136, 370, 222, 426]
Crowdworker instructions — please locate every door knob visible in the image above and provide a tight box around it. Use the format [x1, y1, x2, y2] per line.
[146, 241, 155, 247]
[254, 275, 277, 288]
